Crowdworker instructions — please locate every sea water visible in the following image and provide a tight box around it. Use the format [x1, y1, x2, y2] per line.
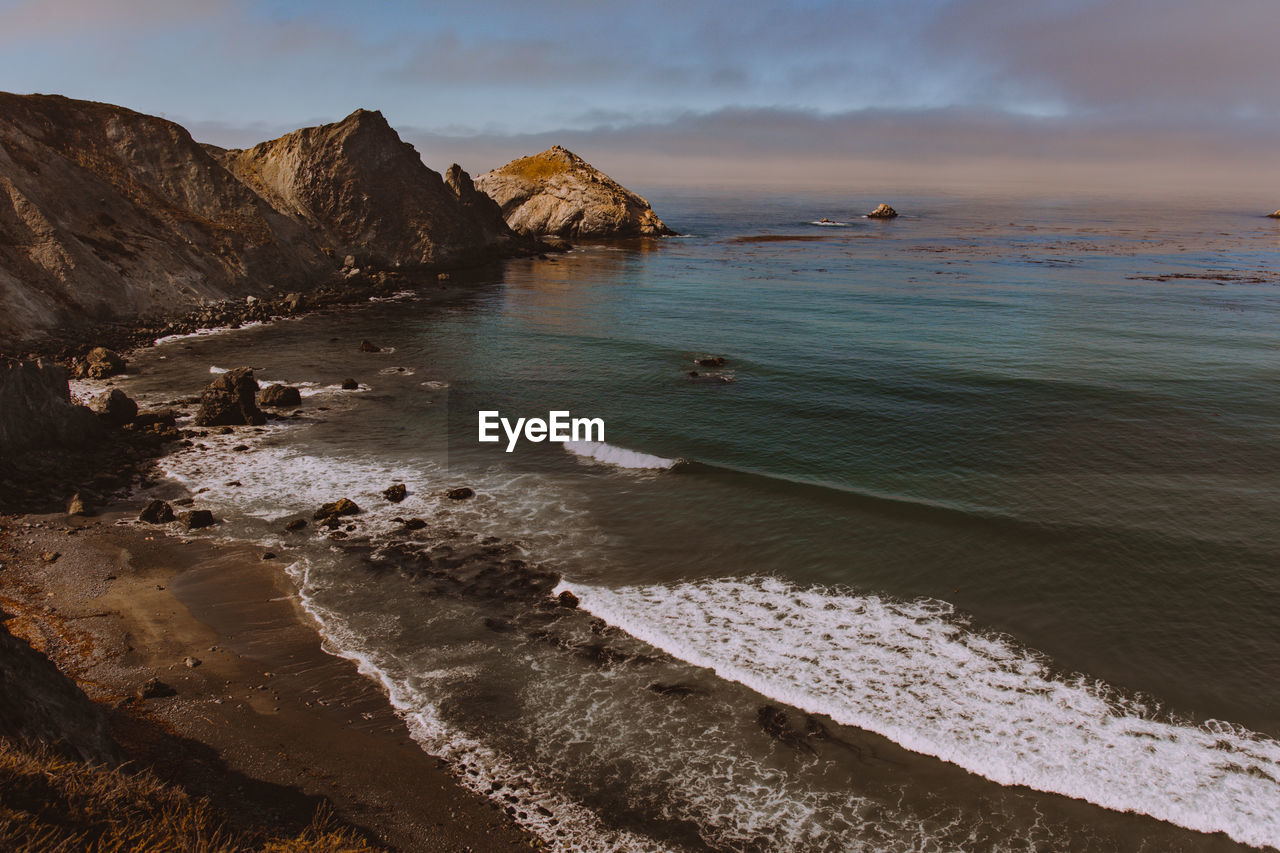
[107, 189, 1280, 851]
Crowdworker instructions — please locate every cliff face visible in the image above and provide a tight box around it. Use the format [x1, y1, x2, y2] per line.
[0, 93, 331, 350]
[475, 146, 673, 238]
[0, 95, 525, 351]
[217, 110, 517, 268]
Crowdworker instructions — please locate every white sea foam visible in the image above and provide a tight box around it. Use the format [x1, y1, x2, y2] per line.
[563, 441, 677, 471]
[284, 558, 674, 853]
[209, 365, 228, 374]
[561, 576, 1280, 850]
[154, 321, 265, 346]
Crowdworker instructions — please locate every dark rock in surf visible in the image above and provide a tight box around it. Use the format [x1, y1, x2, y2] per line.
[556, 590, 579, 609]
[179, 509, 216, 530]
[284, 518, 308, 532]
[383, 483, 407, 503]
[402, 518, 427, 530]
[314, 498, 360, 520]
[194, 368, 265, 427]
[340, 378, 359, 390]
[866, 203, 898, 219]
[139, 499, 175, 524]
[446, 487, 475, 500]
[695, 356, 726, 367]
[259, 384, 302, 407]
[359, 339, 382, 353]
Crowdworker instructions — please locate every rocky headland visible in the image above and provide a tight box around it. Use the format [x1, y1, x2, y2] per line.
[476, 146, 674, 238]
[0, 94, 532, 354]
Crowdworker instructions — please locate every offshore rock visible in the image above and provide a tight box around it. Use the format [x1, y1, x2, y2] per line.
[139, 499, 175, 524]
[475, 146, 674, 238]
[1269, 210, 1280, 218]
[194, 367, 264, 426]
[866, 203, 899, 219]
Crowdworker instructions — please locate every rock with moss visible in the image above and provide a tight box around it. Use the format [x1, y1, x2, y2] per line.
[475, 146, 674, 238]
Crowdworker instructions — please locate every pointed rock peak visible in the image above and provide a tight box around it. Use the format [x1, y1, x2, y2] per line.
[341, 108, 389, 128]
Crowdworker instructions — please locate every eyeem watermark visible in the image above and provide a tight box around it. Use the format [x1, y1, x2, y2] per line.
[478, 410, 604, 452]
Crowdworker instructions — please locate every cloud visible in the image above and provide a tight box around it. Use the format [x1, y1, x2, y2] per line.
[402, 105, 1280, 198]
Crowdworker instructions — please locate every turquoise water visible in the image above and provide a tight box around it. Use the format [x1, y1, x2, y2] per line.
[116, 192, 1280, 850]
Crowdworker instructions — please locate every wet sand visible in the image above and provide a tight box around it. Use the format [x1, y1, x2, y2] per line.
[0, 506, 541, 852]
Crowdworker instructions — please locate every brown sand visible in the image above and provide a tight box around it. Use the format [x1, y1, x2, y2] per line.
[0, 508, 542, 851]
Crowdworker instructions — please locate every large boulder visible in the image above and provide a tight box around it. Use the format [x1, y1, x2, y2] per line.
[81, 347, 126, 379]
[866, 203, 898, 219]
[193, 368, 265, 426]
[475, 146, 674, 238]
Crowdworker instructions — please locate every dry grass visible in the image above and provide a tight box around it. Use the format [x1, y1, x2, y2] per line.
[0, 738, 379, 853]
[502, 154, 571, 182]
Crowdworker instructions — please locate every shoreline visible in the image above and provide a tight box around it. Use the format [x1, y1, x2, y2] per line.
[0, 506, 542, 851]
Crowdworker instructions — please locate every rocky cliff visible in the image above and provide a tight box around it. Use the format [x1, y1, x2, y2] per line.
[216, 110, 518, 268]
[475, 146, 673, 238]
[0, 93, 330, 351]
[0, 94, 525, 352]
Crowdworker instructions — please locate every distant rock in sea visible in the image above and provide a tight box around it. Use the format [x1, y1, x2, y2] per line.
[866, 203, 898, 219]
[1269, 210, 1280, 218]
[475, 146, 674, 238]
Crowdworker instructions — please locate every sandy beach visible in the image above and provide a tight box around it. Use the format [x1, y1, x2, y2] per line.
[0, 505, 541, 851]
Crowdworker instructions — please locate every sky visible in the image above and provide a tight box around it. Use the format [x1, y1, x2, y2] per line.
[2, 0, 1279, 197]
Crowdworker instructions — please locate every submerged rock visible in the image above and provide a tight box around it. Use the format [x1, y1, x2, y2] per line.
[866, 203, 898, 219]
[194, 367, 265, 426]
[476, 146, 674, 238]
[359, 339, 382, 353]
[259, 384, 302, 407]
[695, 356, 727, 367]
[179, 509, 216, 530]
[314, 498, 360, 520]
[446, 487, 475, 500]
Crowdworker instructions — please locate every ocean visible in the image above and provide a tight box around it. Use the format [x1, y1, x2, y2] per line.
[104, 190, 1280, 851]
